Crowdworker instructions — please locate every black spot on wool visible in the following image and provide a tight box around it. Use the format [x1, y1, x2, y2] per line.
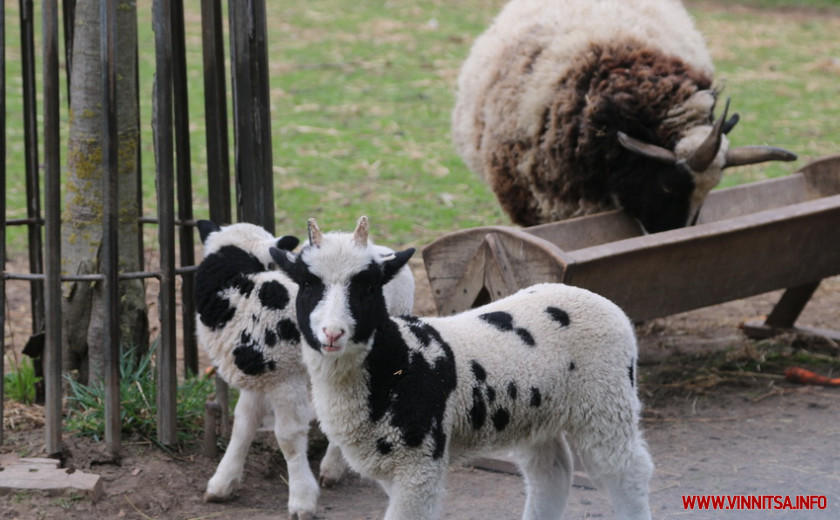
[264, 328, 277, 347]
[628, 363, 635, 387]
[530, 387, 542, 408]
[546, 307, 571, 327]
[365, 317, 456, 460]
[233, 335, 276, 376]
[569, 361, 575, 371]
[507, 382, 518, 400]
[471, 360, 487, 382]
[469, 385, 487, 430]
[376, 438, 393, 455]
[479, 312, 536, 347]
[492, 408, 510, 432]
[258, 280, 290, 311]
[195, 245, 265, 330]
[276, 318, 301, 344]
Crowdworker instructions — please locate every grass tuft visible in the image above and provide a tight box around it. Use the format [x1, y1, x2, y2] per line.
[64, 345, 214, 450]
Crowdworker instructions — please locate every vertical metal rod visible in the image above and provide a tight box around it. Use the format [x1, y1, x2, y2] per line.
[201, 0, 231, 436]
[169, 0, 197, 378]
[228, 0, 274, 233]
[20, 0, 45, 336]
[0, 0, 7, 446]
[42, 0, 63, 456]
[100, 0, 121, 456]
[153, 0, 177, 446]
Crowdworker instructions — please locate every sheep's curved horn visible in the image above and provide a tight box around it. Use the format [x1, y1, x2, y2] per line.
[686, 98, 730, 172]
[352, 216, 369, 248]
[723, 146, 797, 168]
[308, 218, 323, 247]
[617, 131, 677, 165]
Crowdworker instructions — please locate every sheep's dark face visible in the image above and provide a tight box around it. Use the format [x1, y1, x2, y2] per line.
[613, 161, 698, 233]
[271, 217, 414, 355]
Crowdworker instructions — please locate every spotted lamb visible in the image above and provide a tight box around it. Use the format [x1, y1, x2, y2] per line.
[195, 220, 414, 520]
[453, 0, 796, 233]
[270, 216, 653, 520]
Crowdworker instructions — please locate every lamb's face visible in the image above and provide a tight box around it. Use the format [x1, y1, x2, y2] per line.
[271, 217, 414, 356]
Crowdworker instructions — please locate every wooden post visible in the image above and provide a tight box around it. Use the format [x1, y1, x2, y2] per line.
[228, 0, 275, 233]
[170, 0, 198, 378]
[153, 0, 178, 447]
[42, 0, 63, 456]
[20, 0, 45, 336]
[100, 0, 121, 456]
[201, 0, 232, 437]
[0, 0, 6, 446]
[202, 401, 221, 458]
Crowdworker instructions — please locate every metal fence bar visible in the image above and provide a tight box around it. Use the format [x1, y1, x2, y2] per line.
[153, 0, 178, 447]
[20, 0, 45, 337]
[42, 0, 63, 457]
[228, 0, 274, 233]
[100, 0, 121, 456]
[170, 0, 198, 378]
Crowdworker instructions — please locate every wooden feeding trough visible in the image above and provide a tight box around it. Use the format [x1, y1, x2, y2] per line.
[423, 155, 840, 340]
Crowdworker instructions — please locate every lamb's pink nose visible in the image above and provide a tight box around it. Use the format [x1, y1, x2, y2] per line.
[323, 328, 345, 346]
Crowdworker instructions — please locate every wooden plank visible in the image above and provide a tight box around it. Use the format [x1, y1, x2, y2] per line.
[424, 227, 570, 315]
[800, 154, 840, 197]
[565, 195, 840, 321]
[696, 174, 810, 225]
[0, 462, 103, 501]
[526, 210, 642, 251]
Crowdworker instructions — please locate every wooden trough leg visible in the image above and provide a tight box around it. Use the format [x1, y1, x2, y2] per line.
[743, 281, 840, 341]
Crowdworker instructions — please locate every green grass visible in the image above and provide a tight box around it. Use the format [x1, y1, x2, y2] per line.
[63, 345, 214, 449]
[3, 0, 839, 251]
[3, 353, 41, 405]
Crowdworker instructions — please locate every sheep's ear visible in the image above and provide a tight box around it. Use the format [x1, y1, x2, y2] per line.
[197, 220, 221, 243]
[276, 235, 300, 251]
[382, 248, 415, 285]
[270, 246, 301, 281]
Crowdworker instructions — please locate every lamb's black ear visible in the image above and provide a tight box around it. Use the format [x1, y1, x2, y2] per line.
[382, 248, 415, 284]
[197, 220, 221, 243]
[270, 247, 300, 282]
[276, 235, 300, 251]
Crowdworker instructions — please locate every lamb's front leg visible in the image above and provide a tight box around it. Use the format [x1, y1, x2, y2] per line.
[270, 386, 320, 520]
[205, 389, 264, 501]
[382, 463, 447, 520]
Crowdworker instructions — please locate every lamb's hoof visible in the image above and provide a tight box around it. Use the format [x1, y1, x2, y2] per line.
[203, 491, 233, 503]
[290, 511, 315, 520]
[319, 474, 339, 489]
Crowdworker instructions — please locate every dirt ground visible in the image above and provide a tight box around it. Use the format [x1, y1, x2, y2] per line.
[1, 261, 839, 520]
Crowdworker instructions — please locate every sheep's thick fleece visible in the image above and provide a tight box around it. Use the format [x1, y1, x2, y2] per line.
[453, 0, 717, 230]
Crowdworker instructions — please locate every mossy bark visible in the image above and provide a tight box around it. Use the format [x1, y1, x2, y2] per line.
[61, 0, 148, 384]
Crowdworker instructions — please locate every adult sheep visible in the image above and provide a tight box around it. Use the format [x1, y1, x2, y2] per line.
[270, 216, 653, 520]
[453, 0, 797, 233]
[195, 220, 414, 520]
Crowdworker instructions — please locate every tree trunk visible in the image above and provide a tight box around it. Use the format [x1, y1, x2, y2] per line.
[61, 0, 147, 384]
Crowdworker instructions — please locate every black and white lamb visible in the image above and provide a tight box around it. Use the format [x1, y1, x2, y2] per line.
[195, 220, 414, 520]
[452, 0, 796, 233]
[270, 216, 653, 520]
